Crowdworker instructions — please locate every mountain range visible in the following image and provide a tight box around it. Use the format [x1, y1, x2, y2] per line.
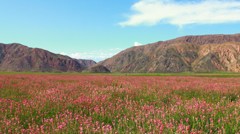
[0, 43, 95, 72]
[100, 34, 240, 73]
[1, 33, 240, 73]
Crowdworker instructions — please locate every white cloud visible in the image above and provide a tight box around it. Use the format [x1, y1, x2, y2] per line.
[119, 0, 240, 27]
[60, 48, 122, 62]
[134, 42, 143, 46]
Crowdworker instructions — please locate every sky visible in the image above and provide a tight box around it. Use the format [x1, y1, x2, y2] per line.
[1, 0, 240, 62]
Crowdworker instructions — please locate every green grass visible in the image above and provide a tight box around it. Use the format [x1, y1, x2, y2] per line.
[122, 72, 240, 77]
[0, 88, 31, 101]
[1, 71, 240, 78]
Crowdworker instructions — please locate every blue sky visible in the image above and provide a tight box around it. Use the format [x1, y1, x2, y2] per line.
[1, 0, 240, 61]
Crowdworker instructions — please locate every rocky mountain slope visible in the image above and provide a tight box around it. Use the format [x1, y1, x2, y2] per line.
[84, 65, 111, 73]
[77, 59, 96, 67]
[100, 34, 240, 73]
[0, 43, 96, 72]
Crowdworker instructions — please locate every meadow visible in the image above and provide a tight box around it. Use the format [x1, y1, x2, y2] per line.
[0, 73, 239, 133]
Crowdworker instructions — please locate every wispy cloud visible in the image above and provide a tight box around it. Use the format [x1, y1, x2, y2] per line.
[60, 48, 122, 62]
[119, 0, 240, 27]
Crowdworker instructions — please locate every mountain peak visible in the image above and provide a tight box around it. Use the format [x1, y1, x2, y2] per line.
[165, 34, 240, 45]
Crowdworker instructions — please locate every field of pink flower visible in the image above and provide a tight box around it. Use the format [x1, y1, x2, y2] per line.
[0, 74, 239, 133]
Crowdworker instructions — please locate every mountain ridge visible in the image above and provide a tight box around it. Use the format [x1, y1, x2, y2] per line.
[0, 43, 96, 72]
[1, 33, 240, 73]
[99, 34, 240, 73]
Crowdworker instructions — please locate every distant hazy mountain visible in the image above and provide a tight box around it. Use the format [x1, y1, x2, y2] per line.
[77, 59, 96, 67]
[0, 43, 96, 72]
[100, 34, 240, 73]
[84, 65, 111, 73]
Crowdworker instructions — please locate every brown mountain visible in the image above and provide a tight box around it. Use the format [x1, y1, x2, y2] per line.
[77, 59, 96, 67]
[0, 43, 96, 72]
[84, 65, 111, 73]
[100, 34, 240, 73]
